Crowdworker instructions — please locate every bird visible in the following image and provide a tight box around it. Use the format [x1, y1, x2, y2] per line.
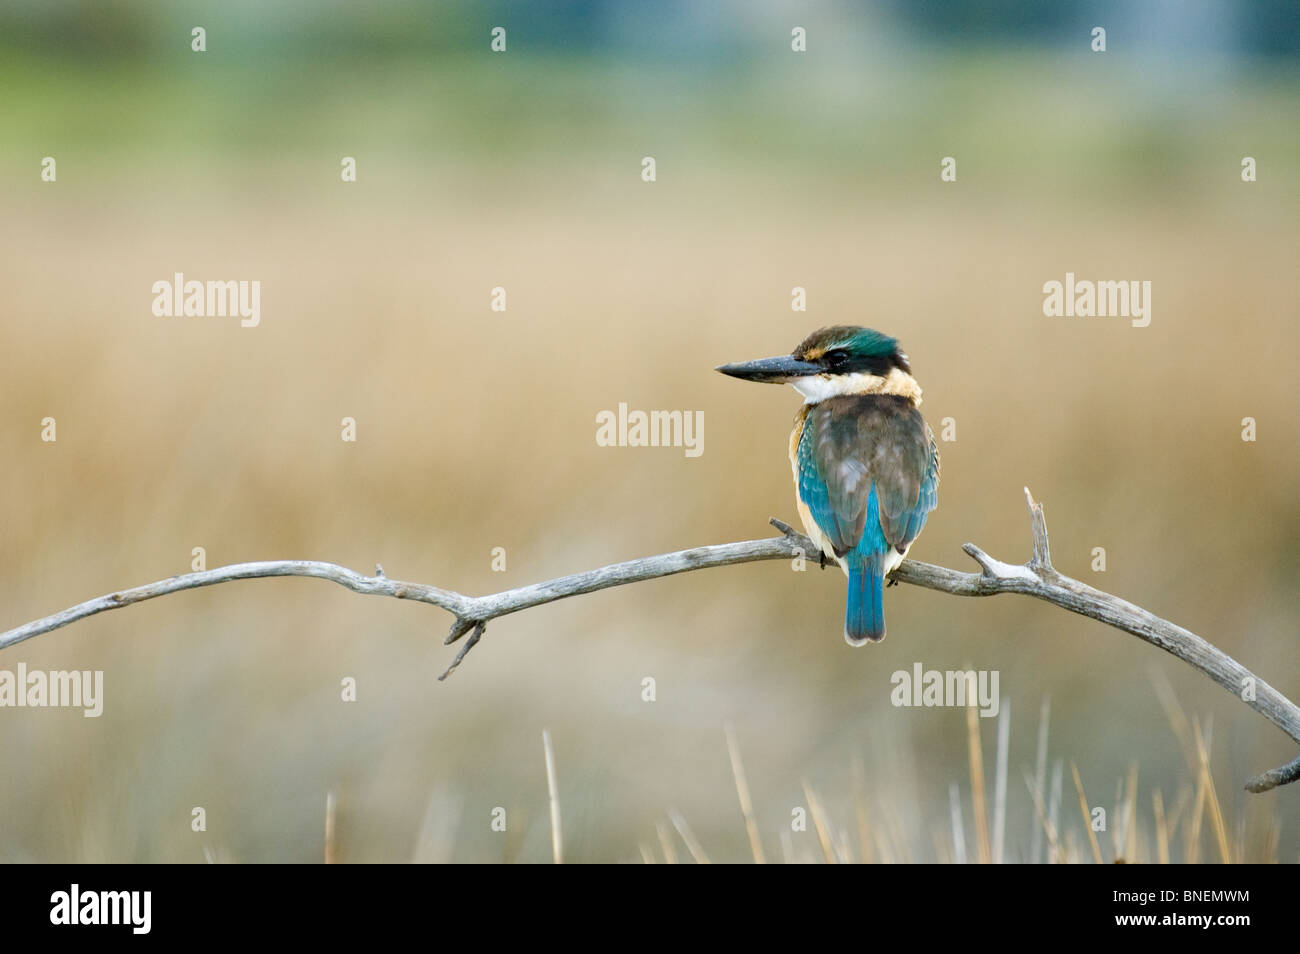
[717, 326, 939, 644]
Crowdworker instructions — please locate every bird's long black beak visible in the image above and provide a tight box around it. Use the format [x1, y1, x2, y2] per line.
[715, 355, 823, 383]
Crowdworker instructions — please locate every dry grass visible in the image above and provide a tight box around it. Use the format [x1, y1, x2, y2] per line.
[631, 693, 1287, 864]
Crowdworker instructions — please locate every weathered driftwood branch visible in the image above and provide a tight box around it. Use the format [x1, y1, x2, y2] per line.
[1, 489, 1295, 792]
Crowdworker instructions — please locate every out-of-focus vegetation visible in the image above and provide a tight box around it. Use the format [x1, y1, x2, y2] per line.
[0, 1, 1297, 861]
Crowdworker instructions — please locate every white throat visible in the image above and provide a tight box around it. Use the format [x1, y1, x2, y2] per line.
[790, 368, 923, 405]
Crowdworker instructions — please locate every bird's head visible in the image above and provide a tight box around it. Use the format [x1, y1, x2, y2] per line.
[716, 326, 918, 403]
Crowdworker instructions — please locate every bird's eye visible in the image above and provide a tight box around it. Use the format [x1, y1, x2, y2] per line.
[824, 349, 850, 369]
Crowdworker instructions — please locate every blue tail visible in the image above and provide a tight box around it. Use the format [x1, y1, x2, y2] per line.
[845, 558, 886, 645]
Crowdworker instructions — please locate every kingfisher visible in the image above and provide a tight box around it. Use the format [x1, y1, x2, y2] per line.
[717, 326, 939, 644]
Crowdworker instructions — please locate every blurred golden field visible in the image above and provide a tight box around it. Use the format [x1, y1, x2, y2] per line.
[1, 17, 1298, 861]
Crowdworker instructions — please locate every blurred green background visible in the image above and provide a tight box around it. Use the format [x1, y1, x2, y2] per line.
[1, 0, 1297, 862]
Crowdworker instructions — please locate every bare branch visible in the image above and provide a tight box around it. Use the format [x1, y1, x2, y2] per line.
[1244, 753, 1300, 794]
[1, 489, 1296, 792]
[0, 560, 474, 653]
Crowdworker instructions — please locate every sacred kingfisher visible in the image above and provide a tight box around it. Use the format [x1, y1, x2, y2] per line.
[717, 326, 939, 644]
